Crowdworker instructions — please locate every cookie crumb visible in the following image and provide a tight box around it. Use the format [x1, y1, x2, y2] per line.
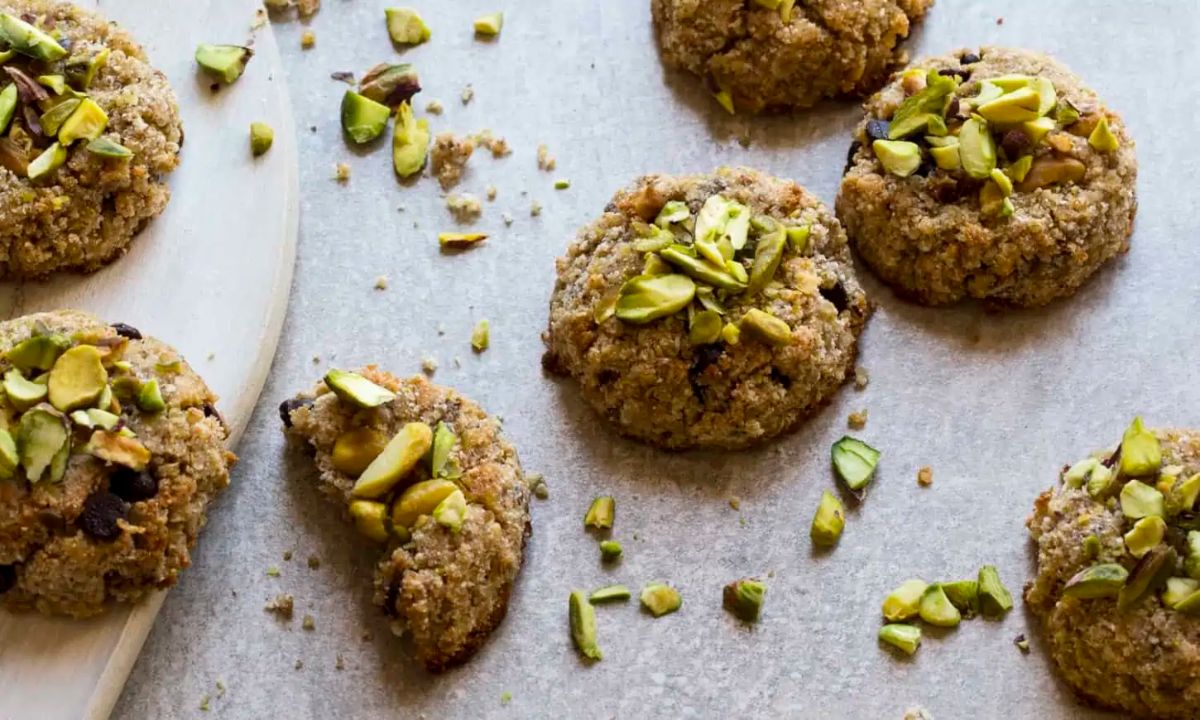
[307, 555, 321, 569]
[995, 16, 1004, 25]
[335, 653, 345, 670]
[294, 659, 304, 670]
[266, 566, 280, 577]
[421, 357, 438, 375]
[1014, 633, 1029, 652]
[251, 8, 268, 29]
[282, 550, 293, 561]
[536, 143, 556, 171]
[215, 680, 226, 698]
[264, 593, 294, 618]
[335, 163, 350, 182]
[302, 614, 316, 631]
[486, 185, 498, 201]
[199, 695, 211, 712]
[500, 691, 513, 705]
[461, 84, 474, 104]
[361, 630, 373, 642]
[903, 708, 933, 720]
[847, 410, 868, 429]
[374, 276, 389, 290]
[729, 496, 741, 511]
[530, 200, 542, 216]
[300, 30, 315, 48]
[431, 133, 475, 189]
[526, 473, 548, 499]
[425, 99, 444, 115]
[473, 129, 511, 157]
[447, 193, 483, 222]
[917, 466, 933, 487]
[853, 365, 870, 389]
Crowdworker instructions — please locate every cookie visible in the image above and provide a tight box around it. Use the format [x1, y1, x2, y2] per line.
[0, 1, 183, 278]
[0, 310, 235, 617]
[544, 167, 869, 450]
[837, 47, 1137, 307]
[651, 0, 933, 114]
[1026, 419, 1200, 719]
[281, 368, 531, 672]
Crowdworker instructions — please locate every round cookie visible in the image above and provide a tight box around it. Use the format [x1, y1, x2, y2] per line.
[651, 0, 933, 114]
[1026, 420, 1200, 719]
[0, 1, 183, 278]
[544, 167, 870, 451]
[0, 310, 234, 617]
[281, 368, 531, 672]
[838, 47, 1137, 307]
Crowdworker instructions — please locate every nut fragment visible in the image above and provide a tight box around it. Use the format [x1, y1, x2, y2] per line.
[1120, 417, 1161, 477]
[918, 584, 962, 627]
[584, 496, 615, 529]
[872, 139, 921, 177]
[250, 122, 274, 156]
[589, 584, 630, 603]
[569, 589, 602, 660]
[738, 309, 791, 346]
[1015, 156, 1086, 192]
[385, 7, 431, 45]
[614, 274, 695, 324]
[1063, 563, 1127, 599]
[723, 578, 766, 622]
[348, 500, 390, 542]
[1120, 480, 1165, 520]
[324, 369, 396, 408]
[332, 428, 389, 476]
[18, 405, 70, 483]
[351, 422, 433, 498]
[392, 102, 430, 179]
[341, 91, 390, 144]
[1123, 516, 1165, 558]
[882, 579, 927, 621]
[832, 436, 880, 492]
[977, 565, 1012, 617]
[810, 490, 845, 547]
[194, 44, 252, 84]
[640, 583, 681, 617]
[878, 623, 921, 655]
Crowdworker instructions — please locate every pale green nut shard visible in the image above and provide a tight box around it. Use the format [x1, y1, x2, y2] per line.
[977, 565, 1012, 617]
[723, 578, 766, 622]
[386, 8, 431, 45]
[473, 12, 503, 36]
[941, 579, 979, 617]
[1088, 115, 1120, 152]
[471, 320, 489, 352]
[584, 496, 615, 529]
[872, 139, 921, 177]
[810, 490, 845, 547]
[882, 579, 927, 621]
[393, 101, 430, 178]
[1120, 417, 1161, 477]
[0, 13, 68, 62]
[1124, 516, 1165, 559]
[324, 369, 396, 408]
[250, 121, 274, 156]
[958, 116, 997, 180]
[640, 582, 681, 617]
[614, 273, 695, 324]
[569, 589, 602, 660]
[341, 91, 390, 144]
[195, 44, 252, 84]
[878, 623, 921, 655]
[738, 309, 791, 347]
[918, 584, 961, 628]
[832, 436, 880, 492]
[589, 584, 631, 603]
[1120, 480, 1164, 520]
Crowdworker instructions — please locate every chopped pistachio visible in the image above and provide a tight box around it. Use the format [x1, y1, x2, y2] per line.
[878, 623, 921, 656]
[392, 102, 430, 178]
[37, 74, 66, 95]
[872, 139, 922, 177]
[737, 309, 791, 346]
[194, 44, 252, 84]
[888, 70, 956, 139]
[640, 582, 681, 617]
[1082, 534, 1102, 559]
[429, 421, 457, 478]
[300, 30, 315, 49]
[4, 369, 47, 411]
[6, 333, 69, 372]
[432, 488, 467, 532]
[977, 86, 1041, 124]
[18, 405, 70, 482]
[1085, 463, 1117, 499]
[1005, 155, 1033, 183]
[473, 12, 503, 36]
[929, 143, 960, 171]
[1088, 115, 1119, 152]
[958, 116, 997, 180]
[941, 579, 979, 617]
[778, 0, 796, 22]
[569, 589, 602, 660]
[352, 422, 434, 498]
[385, 7, 431, 45]
[391, 478, 457, 528]
[359, 63, 420, 107]
[1124, 516, 1166, 558]
[1063, 457, 1100, 488]
[331, 428, 388, 477]
[1120, 480, 1165, 520]
[0, 13, 68, 62]
[589, 584, 631, 603]
[27, 142, 67, 181]
[977, 565, 1013, 617]
[470, 320, 489, 352]
[1120, 417, 1161, 477]
[614, 273, 696, 324]
[87, 137, 133, 160]
[584, 496, 615, 529]
[688, 309, 722, 346]
[324, 369, 396, 408]
[918, 584, 962, 627]
[831, 436, 880, 492]
[438, 232, 487, 249]
[250, 122, 274, 156]
[747, 225, 786, 296]
[694, 194, 750, 250]
[882, 579, 927, 621]
[655, 200, 690, 227]
[1017, 155, 1086, 192]
[989, 168, 1013, 197]
[659, 246, 745, 291]
[809, 490, 845, 547]
[1118, 546, 1177, 610]
[1185, 531, 1200, 581]
[721, 322, 740, 345]
[341, 91, 390, 144]
[135, 378, 165, 413]
[47, 345, 107, 412]
[713, 90, 734, 114]
[1162, 576, 1200, 609]
[553, 178, 570, 190]
[0, 83, 15, 134]
[599, 540, 622, 562]
[0, 429, 17, 479]
[1173, 473, 1200, 515]
[786, 225, 810, 253]
[723, 578, 766, 622]
[348, 500, 390, 542]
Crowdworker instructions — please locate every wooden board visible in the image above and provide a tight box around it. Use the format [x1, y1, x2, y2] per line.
[0, 1, 298, 718]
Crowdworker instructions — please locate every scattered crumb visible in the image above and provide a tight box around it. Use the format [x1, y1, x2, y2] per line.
[461, 84, 474, 104]
[848, 410, 868, 430]
[294, 659, 304, 670]
[853, 365, 869, 389]
[486, 185, 498, 201]
[421, 357, 438, 375]
[215, 680, 226, 698]
[312, 355, 321, 364]
[527, 473, 548, 499]
[431, 133, 475, 189]
[335, 163, 350, 182]
[917, 466, 933, 487]
[282, 550, 293, 561]
[251, 8, 268, 30]
[425, 99, 444, 115]
[502, 211, 513, 225]
[729, 496, 741, 511]
[335, 653, 345, 670]
[453, 356, 462, 368]
[266, 566, 280, 578]
[903, 709, 934, 720]
[737, 129, 752, 148]
[264, 593, 295, 618]
[302, 614, 316, 631]
[530, 200, 542, 216]
[473, 129, 511, 157]
[536, 143, 556, 171]
[361, 631, 373, 642]
[330, 70, 355, 84]
[374, 276, 389, 290]
[264, 0, 291, 9]
[307, 555, 321, 569]
[436, 324, 446, 336]
[300, 30, 315, 49]
[501, 692, 513, 705]
[199, 695, 210, 712]
[297, 0, 319, 16]
[996, 16, 1004, 25]
[447, 193, 483, 222]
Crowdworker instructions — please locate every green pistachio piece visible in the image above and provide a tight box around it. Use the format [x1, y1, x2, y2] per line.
[970, 80, 1005, 107]
[348, 500, 391, 542]
[688, 309, 722, 345]
[1033, 78, 1057, 116]
[428, 421, 457, 477]
[432, 488, 467, 532]
[471, 320, 489, 352]
[391, 478, 457, 528]
[0, 49, 12, 63]
[6, 333, 70, 372]
[1062, 563, 1128, 599]
[0, 83, 17, 134]
[392, 102, 430, 178]
[1064, 457, 1100, 488]
[660, 244, 747, 290]
[809, 490, 845, 547]
[1054, 99, 1081, 126]
[640, 582, 681, 617]
[1022, 116, 1056, 144]
[27, 142, 67, 181]
[593, 288, 620, 324]
[37, 74, 65, 95]
[878, 623, 921, 655]
[1118, 546, 1177, 610]
[746, 226, 786, 296]
[1120, 417, 1161, 477]
[0, 429, 17, 479]
[1185, 531, 1200, 581]
[695, 287, 725, 315]
[385, 7, 431, 45]
[352, 422, 434, 498]
[882, 579, 927, 621]
[473, 12, 503, 36]
[979, 180, 1011, 217]
[959, 117, 997, 180]
[47, 345, 108, 412]
[1124, 516, 1166, 558]
[738, 308, 791, 346]
[1005, 155, 1033, 183]
[250, 122, 274, 156]
[3, 369, 47, 411]
[341, 91, 390, 144]
[655, 200, 690, 227]
[693, 237, 725, 268]
[1162, 577, 1200, 609]
[135, 378, 166, 413]
[832, 436, 880, 492]
[0, 13, 68, 62]
[872, 139, 921, 177]
[918, 584, 962, 628]
[1121, 480, 1164, 520]
[1176, 588, 1200, 615]
[324, 369, 396, 408]
[589, 584, 631, 603]
[988, 74, 1035, 92]
[989, 168, 1013, 197]
[632, 223, 675, 253]
[195, 44, 252, 84]
[929, 143, 960, 171]
[86, 137, 133, 160]
[724, 578, 766, 622]
[18, 404, 70, 482]
[359, 63, 421, 107]
[888, 70, 956, 140]
[331, 428, 388, 476]
[980, 85, 1043, 123]
[694, 194, 751, 250]
[1088, 116, 1119, 152]
[712, 90, 734, 114]
[1086, 463, 1117, 499]
[977, 565, 1013, 617]
[64, 47, 110, 90]
[941, 579, 979, 618]
[83, 408, 120, 431]
[1170, 473, 1200, 515]
[888, 112, 939, 141]
[39, 98, 81, 138]
[614, 273, 695, 324]
[598, 539, 622, 562]
[785, 225, 810, 253]
[726, 260, 748, 284]
[569, 589, 602, 660]
[584, 496, 615, 529]
[1082, 534, 1102, 560]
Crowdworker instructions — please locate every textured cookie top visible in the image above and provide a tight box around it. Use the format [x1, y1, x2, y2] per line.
[545, 167, 869, 450]
[282, 369, 530, 671]
[0, 0, 183, 278]
[1026, 420, 1200, 718]
[0, 310, 233, 616]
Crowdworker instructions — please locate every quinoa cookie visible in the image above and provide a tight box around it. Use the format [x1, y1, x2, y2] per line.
[0, 310, 234, 617]
[838, 47, 1137, 307]
[280, 368, 531, 671]
[544, 167, 870, 451]
[1026, 419, 1200, 718]
[0, 1, 183, 278]
[651, 0, 933, 114]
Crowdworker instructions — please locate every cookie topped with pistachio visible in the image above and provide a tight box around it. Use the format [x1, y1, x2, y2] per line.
[0, 0, 182, 278]
[280, 368, 531, 671]
[838, 47, 1137, 307]
[1026, 419, 1200, 719]
[0, 310, 235, 617]
[544, 167, 869, 450]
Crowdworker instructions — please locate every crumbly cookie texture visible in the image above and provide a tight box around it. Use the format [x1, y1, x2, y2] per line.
[1026, 424, 1200, 719]
[838, 47, 1138, 307]
[0, 311, 234, 617]
[0, 0, 183, 278]
[281, 369, 531, 672]
[544, 166, 870, 450]
[651, 0, 932, 113]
